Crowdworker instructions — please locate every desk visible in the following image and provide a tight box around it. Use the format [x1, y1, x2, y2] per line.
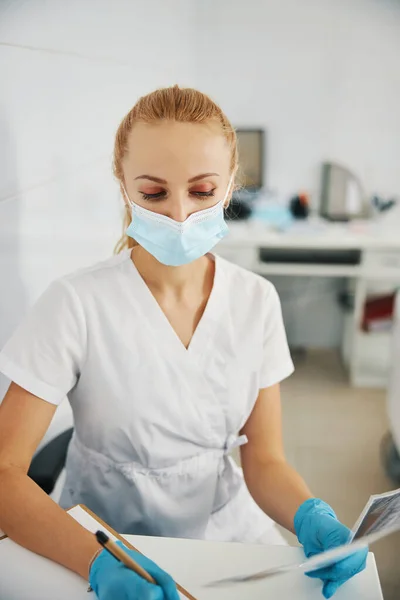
[0, 534, 383, 600]
[217, 221, 400, 387]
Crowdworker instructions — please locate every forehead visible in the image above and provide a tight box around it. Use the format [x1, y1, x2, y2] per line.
[123, 121, 231, 178]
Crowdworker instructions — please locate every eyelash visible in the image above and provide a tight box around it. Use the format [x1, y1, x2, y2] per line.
[140, 190, 216, 202]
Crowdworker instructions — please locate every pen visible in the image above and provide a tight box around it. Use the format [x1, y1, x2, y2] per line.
[95, 530, 156, 585]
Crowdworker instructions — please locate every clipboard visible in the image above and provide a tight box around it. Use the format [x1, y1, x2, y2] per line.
[0, 504, 197, 600]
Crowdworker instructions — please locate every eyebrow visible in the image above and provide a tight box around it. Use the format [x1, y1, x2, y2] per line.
[134, 173, 220, 184]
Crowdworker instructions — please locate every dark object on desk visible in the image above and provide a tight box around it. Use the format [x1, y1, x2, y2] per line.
[372, 195, 397, 213]
[259, 247, 361, 265]
[224, 198, 252, 221]
[28, 427, 73, 494]
[290, 193, 309, 219]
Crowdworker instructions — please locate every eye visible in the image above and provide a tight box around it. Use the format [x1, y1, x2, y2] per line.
[190, 188, 216, 199]
[140, 190, 167, 201]
[139, 186, 217, 202]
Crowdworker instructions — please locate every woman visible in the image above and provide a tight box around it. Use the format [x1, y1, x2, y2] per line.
[0, 86, 366, 600]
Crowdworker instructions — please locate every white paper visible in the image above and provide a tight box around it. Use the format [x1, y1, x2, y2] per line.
[351, 487, 400, 540]
[67, 505, 119, 541]
[207, 513, 400, 588]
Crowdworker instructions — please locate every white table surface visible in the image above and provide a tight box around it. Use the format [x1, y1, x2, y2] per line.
[220, 220, 400, 250]
[0, 533, 383, 600]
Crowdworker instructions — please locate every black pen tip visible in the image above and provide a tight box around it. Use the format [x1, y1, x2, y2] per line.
[95, 530, 109, 545]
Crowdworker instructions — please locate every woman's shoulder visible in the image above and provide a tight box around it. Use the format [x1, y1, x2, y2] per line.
[64, 249, 131, 282]
[42, 250, 135, 311]
[60, 249, 132, 289]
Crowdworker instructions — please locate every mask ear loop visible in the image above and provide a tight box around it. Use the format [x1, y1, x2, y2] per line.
[121, 182, 132, 207]
[223, 174, 235, 209]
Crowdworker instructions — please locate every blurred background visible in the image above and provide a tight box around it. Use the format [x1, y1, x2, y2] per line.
[1, 0, 400, 597]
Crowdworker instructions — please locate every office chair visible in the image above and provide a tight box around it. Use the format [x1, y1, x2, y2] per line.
[28, 427, 73, 495]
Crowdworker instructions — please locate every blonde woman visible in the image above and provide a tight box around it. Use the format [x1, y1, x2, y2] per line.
[0, 86, 366, 600]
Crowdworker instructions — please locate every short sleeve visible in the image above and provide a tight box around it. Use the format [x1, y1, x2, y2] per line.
[259, 284, 294, 389]
[0, 279, 86, 405]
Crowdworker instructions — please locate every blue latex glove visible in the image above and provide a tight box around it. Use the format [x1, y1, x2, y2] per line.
[294, 499, 368, 599]
[89, 541, 180, 600]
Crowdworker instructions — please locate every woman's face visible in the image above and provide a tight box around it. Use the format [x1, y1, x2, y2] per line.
[122, 121, 232, 222]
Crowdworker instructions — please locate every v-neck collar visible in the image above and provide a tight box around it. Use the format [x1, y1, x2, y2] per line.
[126, 251, 225, 361]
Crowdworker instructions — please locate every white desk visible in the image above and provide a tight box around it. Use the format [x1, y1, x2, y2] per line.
[217, 221, 400, 387]
[0, 534, 383, 600]
[217, 220, 400, 279]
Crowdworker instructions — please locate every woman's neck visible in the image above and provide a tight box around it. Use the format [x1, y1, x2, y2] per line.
[130, 246, 213, 296]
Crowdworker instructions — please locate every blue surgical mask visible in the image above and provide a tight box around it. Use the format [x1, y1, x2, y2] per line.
[123, 178, 232, 266]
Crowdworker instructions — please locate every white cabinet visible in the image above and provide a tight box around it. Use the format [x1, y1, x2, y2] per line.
[342, 275, 400, 388]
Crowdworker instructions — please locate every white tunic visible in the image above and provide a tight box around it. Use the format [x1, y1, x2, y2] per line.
[0, 250, 294, 542]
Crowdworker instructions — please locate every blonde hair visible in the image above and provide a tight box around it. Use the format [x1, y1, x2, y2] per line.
[113, 85, 238, 254]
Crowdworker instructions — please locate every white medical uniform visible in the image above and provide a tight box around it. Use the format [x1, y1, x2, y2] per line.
[0, 250, 294, 543]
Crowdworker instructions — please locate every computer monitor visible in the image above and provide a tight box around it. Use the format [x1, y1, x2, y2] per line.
[236, 128, 265, 191]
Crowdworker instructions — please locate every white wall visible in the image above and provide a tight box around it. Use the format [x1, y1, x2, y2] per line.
[0, 0, 196, 399]
[196, 0, 400, 200]
[2, 0, 400, 400]
[195, 0, 400, 348]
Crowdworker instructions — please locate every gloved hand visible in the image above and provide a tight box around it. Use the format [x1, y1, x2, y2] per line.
[89, 541, 180, 600]
[294, 499, 368, 599]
